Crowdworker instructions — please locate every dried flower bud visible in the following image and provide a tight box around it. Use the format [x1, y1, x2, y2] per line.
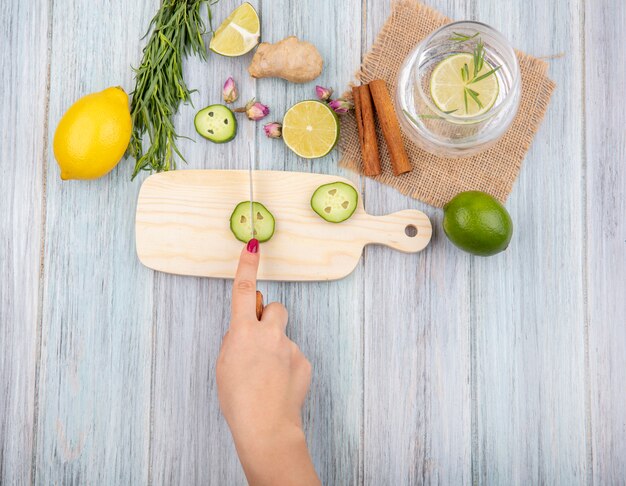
[315, 85, 333, 101]
[222, 77, 238, 104]
[329, 98, 354, 115]
[238, 98, 269, 121]
[263, 122, 282, 139]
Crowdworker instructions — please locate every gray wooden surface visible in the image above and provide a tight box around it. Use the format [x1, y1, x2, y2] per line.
[1, 0, 624, 484]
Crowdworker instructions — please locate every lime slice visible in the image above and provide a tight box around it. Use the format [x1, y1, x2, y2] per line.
[430, 53, 499, 118]
[282, 101, 340, 159]
[209, 2, 260, 57]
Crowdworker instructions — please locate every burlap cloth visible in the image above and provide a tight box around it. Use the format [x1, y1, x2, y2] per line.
[339, 0, 556, 207]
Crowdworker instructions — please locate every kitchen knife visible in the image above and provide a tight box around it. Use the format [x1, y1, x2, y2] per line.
[248, 148, 264, 320]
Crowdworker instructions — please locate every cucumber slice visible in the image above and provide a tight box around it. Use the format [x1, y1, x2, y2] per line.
[230, 201, 275, 243]
[194, 104, 237, 143]
[311, 182, 358, 223]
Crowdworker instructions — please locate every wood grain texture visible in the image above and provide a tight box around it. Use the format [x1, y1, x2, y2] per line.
[0, 1, 49, 484]
[256, 0, 364, 483]
[470, 0, 589, 484]
[136, 170, 431, 280]
[33, 1, 156, 484]
[585, 0, 626, 483]
[361, 1, 472, 484]
[148, 2, 257, 483]
[2, 0, 626, 484]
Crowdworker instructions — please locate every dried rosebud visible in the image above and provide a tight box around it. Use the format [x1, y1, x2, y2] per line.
[329, 98, 354, 115]
[222, 77, 238, 104]
[263, 122, 282, 139]
[315, 85, 333, 101]
[237, 98, 269, 121]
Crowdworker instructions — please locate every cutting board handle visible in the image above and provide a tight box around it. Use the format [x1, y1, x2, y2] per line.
[360, 209, 432, 253]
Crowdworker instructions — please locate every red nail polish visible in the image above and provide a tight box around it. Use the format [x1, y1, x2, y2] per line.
[247, 238, 259, 253]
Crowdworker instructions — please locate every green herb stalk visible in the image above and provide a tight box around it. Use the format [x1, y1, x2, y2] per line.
[129, 0, 219, 179]
[456, 37, 501, 112]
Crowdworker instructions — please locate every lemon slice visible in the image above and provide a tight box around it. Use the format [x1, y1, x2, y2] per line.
[282, 101, 340, 159]
[430, 53, 499, 118]
[209, 3, 260, 57]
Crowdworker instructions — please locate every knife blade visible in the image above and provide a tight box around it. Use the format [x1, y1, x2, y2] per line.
[247, 149, 263, 320]
[247, 150, 255, 241]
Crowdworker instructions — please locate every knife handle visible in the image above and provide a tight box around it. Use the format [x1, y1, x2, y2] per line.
[256, 291, 264, 320]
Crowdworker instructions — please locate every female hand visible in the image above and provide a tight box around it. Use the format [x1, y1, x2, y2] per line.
[216, 239, 320, 486]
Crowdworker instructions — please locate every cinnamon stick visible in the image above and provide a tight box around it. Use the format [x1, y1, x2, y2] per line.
[352, 85, 381, 176]
[368, 79, 412, 176]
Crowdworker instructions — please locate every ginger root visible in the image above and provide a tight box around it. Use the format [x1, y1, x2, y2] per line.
[248, 36, 323, 83]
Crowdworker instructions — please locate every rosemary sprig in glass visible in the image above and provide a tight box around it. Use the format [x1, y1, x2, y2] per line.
[408, 33, 502, 122]
[403, 108, 457, 123]
[128, 0, 219, 179]
[449, 31, 479, 42]
[452, 36, 502, 113]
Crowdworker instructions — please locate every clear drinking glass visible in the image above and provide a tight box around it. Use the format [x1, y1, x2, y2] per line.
[396, 21, 521, 158]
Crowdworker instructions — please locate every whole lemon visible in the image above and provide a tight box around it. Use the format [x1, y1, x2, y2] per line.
[53, 86, 132, 180]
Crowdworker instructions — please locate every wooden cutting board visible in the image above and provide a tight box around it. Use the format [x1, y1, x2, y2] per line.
[135, 170, 432, 281]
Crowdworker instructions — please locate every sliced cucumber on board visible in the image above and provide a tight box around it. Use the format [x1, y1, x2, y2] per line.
[311, 181, 358, 223]
[230, 201, 275, 243]
[194, 104, 237, 143]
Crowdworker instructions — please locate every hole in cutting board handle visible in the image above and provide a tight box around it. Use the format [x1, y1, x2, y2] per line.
[405, 225, 418, 237]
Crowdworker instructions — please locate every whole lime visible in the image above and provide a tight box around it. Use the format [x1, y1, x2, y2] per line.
[443, 191, 513, 256]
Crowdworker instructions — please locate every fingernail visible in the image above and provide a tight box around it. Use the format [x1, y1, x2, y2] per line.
[246, 238, 259, 253]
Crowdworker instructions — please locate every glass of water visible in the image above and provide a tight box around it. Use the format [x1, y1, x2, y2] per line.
[396, 21, 521, 158]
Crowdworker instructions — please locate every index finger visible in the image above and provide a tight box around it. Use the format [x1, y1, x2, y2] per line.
[231, 239, 260, 324]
